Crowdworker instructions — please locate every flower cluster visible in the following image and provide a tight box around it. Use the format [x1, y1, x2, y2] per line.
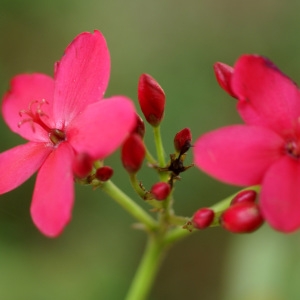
[1, 29, 299, 238]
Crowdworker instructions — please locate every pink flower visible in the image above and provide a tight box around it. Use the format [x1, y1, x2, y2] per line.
[194, 54, 300, 233]
[0, 30, 136, 237]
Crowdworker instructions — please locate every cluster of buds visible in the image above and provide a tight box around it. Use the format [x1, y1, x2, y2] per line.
[220, 190, 264, 233]
[191, 189, 264, 233]
[120, 74, 195, 204]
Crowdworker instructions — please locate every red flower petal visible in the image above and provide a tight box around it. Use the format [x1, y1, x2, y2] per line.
[2, 74, 55, 142]
[193, 125, 284, 186]
[53, 30, 110, 126]
[31, 142, 75, 237]
[0, 142, 51, 194]
[232, 55, 300, 134]
[67, 96, 136, 159]
[260, 156, 300, 232]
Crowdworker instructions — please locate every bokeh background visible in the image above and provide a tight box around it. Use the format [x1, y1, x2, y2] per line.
[1, 0, 300, 299]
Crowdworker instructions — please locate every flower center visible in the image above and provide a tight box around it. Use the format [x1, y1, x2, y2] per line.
[286, 140, 300, 159]
[18, 99, 66, 146]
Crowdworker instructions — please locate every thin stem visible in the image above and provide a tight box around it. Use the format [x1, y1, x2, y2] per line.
[153, 126, 166, 167]
[164, 226, 193, 246]
[153, 126, 169, 182]
[129, 173, 148, 199]
[101, 180, 158, 231]
[125, 236, 166, 300]
[145, 147, 157, 166]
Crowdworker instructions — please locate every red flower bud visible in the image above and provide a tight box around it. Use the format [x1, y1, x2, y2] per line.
[96, 166, 114, 181]
[174, 127, 192, 154]
[192, 208, 215, 229]
[150, 182, 171, 200]
[72, 152, 93, 178]
[121, 134, 146, 173]
[231, 190, 257, 206]
[213, 62, 236, 98]
[138, 73, 165, 127]
[132, 114, 145, 138]
[220, 202, 264, 233]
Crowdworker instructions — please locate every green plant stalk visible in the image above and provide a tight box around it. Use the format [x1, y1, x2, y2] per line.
[125, 236, 166, 300]
[153, 125, 166, 167]
[153, 125, 169, 183]
[101, 180, 158, 231]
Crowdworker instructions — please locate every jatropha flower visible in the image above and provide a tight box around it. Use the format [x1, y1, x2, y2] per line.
[0, 30, 136, 237]
[194, 54, 300, 233]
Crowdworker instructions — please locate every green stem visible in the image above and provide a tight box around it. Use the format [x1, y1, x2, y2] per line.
[125, 236, 166, 300]
[164, 226, 193, 246]
[101, 180, 158, 231]
[153, 126, 166, 167]
[153, 126, 169, 182]
[145, 147, 157, 166]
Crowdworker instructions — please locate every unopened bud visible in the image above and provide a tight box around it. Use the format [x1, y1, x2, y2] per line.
[174, 128, 192, 154]
[132, 114, 145, 138]
[72, 152, 93, 178]
[231, 190, 257, 206]
[121, 134, 146, 173]
[213, 62, 236, 98]
[138, 73, 165, 127]
[192, 208, 215, 229]
[150, 182, 171, 201]
[220, 202, 264, 233]
[96, 166, 114, 181]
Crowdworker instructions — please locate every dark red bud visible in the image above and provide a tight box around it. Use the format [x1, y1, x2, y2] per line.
[132, 114, 146, 138]
[150, 182, 171, 201]
[231, 190, 257, 206]
[192, 208, 215, 229]
[174, 127, 192, 154]
[220, 202, 264, 233]
[121, 134, 146, 173]
[138, 73, 165, 127]
[72, 152, 93, 178]
[95, 166, 114, 181]
[213, 62, 236, 98]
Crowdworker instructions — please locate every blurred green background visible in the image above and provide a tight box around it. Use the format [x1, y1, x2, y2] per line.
[1, 0, 300, 299]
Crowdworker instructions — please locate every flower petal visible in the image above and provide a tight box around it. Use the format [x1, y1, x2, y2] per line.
[2, 74, 55, 142]
[30, 142, 75, 237]
[53, 30, 110, 127]
[232, 55, 300, 134]
[260, 156, 300, 232]
[0, 142, 51, 194]
[213, 62, 236, 98]
[193, 125, 284, 185]
[67, 96, 136, 159]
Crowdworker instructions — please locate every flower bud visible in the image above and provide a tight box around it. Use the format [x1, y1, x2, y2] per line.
[95, 166, 114, 181]
[72, 152, 93, 178]
[138, 73, 165, 127]
[131, 114, 145, 138]
[220, 202, 264, 233]
[231, 190, 257, 206]
[150, 182, 171, 201]
[192, 208, 215, 229]
[213, 62, 236, 98]
[174, 128, 192, 154]
[121, 134, 146, 173]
